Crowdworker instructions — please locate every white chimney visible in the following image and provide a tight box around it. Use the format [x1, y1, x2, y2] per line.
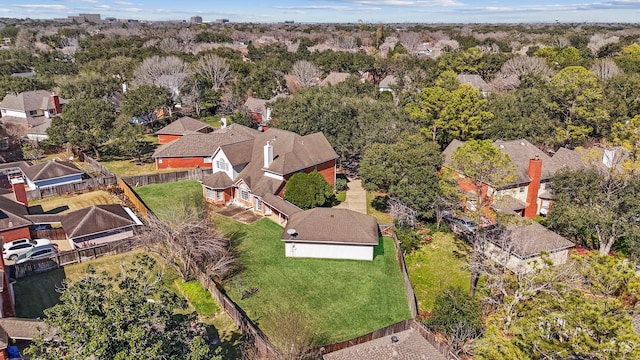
[264, 141, 273, 168]
[122, 83, 128, 93]
[220, 117, 227, 128]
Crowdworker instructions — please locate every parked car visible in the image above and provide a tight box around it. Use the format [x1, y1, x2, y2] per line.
[15, 244, 58, 264]
[3, 238, 51, 261]
[445, 216, 478, 234]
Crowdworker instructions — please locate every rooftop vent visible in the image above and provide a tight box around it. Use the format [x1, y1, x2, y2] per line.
[391, 335, 399, 343]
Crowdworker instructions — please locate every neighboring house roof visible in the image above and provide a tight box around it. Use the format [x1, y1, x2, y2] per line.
[499, 220, 575, 259]
[323, 329, 447, 360]
[26, 118, 52, 137]
[152, 124, 258, 158]
[457, 74, 491, 92]
[0, 318, 47, 350]
[62, 204, 139, 239]
[0, 161, 31, 173]
[282, 208, 378, 245]
[22, 160, 83, 182]
[379, 75, 398, 88]
[154, 116, 212, 136]
[443, 139, 557, 186]
[0, 196, 31, 230]
[320, 72, 351, 86]
[492, 195, 527, 214]
[0, 90, 65, 114]
[243, 94, 288, 114]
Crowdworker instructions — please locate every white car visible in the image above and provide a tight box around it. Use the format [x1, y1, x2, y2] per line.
[3, 238, 52, 261]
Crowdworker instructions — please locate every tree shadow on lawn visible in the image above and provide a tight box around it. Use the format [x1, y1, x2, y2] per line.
[371, 195, 389, 212]
[14, 267, 67, 318]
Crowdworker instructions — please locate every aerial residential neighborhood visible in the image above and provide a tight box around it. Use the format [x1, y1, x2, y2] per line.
[2, 4, 640, 359]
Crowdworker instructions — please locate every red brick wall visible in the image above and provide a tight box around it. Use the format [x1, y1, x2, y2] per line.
[203, 187, 233, 205]
[0, 226, 31, 243]
[157, 134, 182, 144]
[0, 349, 7, 360]
[156, 157, 209, 170]
[314, 159, 336, 187]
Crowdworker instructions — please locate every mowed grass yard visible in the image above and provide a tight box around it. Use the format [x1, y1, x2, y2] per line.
[405, 231, 472, 311]
[29, 190, 118, 214]
[134, 180, 203, 217]
[215, 215, 411, 346]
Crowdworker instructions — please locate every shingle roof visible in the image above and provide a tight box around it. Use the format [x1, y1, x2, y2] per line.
[0, 90, 63, 114]
[0, 161, 31, 173]
[457, 74, 491, 92]
[283, 208, 378, 245]
[201, 171, 234, 189]
[234, 128, 338, 190]
[243, 97, 268, 113]
[152, 124, 258, 158]
[219, 139, 254, 166]
[492, 195, 527, 214]
[323, 329, 447, 360]
[0, 196, 31, 229]
[320, 72, 351, 86]
[0, 318, 46, 341]
[263, 193, 302, 217]
[26, 118, 52, 135]
[379, 75, 398, 88]
[498, 220, 575, 259]
[154, 116, 212, 135]
[62, 204, 137, 239]
[21, 160, 83, 182]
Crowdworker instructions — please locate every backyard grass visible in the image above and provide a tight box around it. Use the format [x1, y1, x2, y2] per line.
[405, 231, 472, 312]
[215, 215, 411, 346]
[100, 160, 160, 177]
[366, 191, 393, 224]
[335, 191, 346, 203]
[29, 190, 118, 214]
[176, 280, 220, 316]
[134, 180, 203, 217]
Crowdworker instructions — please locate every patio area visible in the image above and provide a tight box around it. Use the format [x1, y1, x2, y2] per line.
[213, 205, 262, 224]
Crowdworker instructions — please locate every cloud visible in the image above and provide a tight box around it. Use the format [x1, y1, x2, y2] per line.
[122, 7, 142, 12]
[273, 5, 381, 11]
[453, 1, 640, 14]
[96, 4, 110, 9]
[114, 1, 132, 4]
[12, 4, 68, 10]
[332, 0, 463, 6]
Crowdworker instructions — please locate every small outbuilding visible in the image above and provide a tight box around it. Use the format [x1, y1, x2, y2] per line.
[61, 204, 143, 249]
[282, 208, 379, 261]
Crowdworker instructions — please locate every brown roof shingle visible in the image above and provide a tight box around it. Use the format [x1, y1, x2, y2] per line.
[21, 160, 83, 182]
[499, 220, 575, 259]
[154, 116, 212, 136]
[62, 204, 138, 239]
[0, 196, 31, 230]
[152, 124, 258, 158]
[283, 208, 378, 245]
[0, 90, 64, 114]
[201, 171, 234, 189]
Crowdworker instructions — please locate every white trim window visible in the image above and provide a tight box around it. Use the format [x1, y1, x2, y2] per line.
[217, 190, 224, 201]
[216, 159, 228, 171]
[206, 188, 215, 200]
[240, 188, 249, 201]
[256, 198, 263, 210]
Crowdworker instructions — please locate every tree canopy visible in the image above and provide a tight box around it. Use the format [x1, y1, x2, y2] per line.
[284, 170, 333, 210]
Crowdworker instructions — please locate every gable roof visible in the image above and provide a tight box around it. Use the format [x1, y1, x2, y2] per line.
[457, 74, 491, 92]
[62, 204, 138, 239]
[201, 171, 234, 189]
[0, 90, 65, 114]
[154, 116, 212, 136]
[320, 72, 351, 86]
[283, 208, 378, 245]
[243, 94, 288, 114]
[0, 196, 31, 230]
[152, 124, 258, 158]
[235, 128, 338, 189]
[501, 221, 575, 259]
[21, 160, 83, 182]
[379, 75, 398, 88]
[443, 139, 556, 186]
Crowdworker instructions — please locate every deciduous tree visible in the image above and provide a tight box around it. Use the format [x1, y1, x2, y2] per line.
[284, 170, 333, 210]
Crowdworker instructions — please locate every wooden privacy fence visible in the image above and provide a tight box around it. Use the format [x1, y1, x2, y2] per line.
[386, 229, 418, 318]
[378, 223, 394, 237]
[25, 176, 117, 201]
[118, 178, 154, 218]
[81, 152, 116, 177]
[13, 239, 137, 279]
[194, 270, 281, 359]
[122, 167, 213, 187]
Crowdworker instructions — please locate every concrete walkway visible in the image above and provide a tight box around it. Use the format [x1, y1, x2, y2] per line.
[335, 178, 367, 214]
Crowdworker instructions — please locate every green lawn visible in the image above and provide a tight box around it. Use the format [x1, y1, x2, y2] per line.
[29, 190, 118, 214]
[176, 280, 220, 316]
[134, 180, 203, 218]
[405, 231, 472, 312]
[215, 215, 411, 346]
[100, 160, 161, 177]
[366, 191, 393, 224]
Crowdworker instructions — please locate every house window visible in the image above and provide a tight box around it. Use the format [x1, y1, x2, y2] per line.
[29, 110, 38, 116]
[256, 199, 262, 210]
[204, 157, 213, 163]
[48, 109, 55, 115]
[158, 159, 163, 164]
[206, 188, 215, 200]
[217, 190, 224, 200]
[519, 186, 526, 193]
[540, 183, 546, 190]
[216, 159, 228, 171]
[240, 188, 249, 201]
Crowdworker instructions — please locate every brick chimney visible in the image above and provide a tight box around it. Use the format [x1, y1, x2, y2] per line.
[50, 94, 62, 115]
[264, 141, 273, 168]
[524, 155, 542, 219]
[10, 178, 28, 207]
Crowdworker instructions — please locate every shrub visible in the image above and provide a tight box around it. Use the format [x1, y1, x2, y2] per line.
[335, 177, 348, 192]
[284, 170, 333, 210]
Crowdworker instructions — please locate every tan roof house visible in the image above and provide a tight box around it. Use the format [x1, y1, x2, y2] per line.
[61, 204, 142, 249]
[155, 116, 213, 144]
[282, 208, 378, 261]
[457, 74, 492, 96]
[0, 90, 67, 140]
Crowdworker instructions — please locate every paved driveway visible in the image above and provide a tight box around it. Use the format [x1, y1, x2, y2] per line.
[335, 178, 367, 214]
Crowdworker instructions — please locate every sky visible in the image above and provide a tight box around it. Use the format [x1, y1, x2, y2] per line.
[3, 0, 640, 23]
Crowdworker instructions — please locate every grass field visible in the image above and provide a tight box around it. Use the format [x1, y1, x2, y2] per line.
[134, 180, 203, 217]
[215, 215, 411, 346]
[405, 231, 472, 311]
[176, 280, 220, 316]
[366, 191, 393, 224]
[29, 190, 118, 214]
[100, 160, 163, 177]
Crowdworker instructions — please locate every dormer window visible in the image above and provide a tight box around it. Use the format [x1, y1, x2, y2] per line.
[216, 158, 228, 171]
[29, 110, 37, 116]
